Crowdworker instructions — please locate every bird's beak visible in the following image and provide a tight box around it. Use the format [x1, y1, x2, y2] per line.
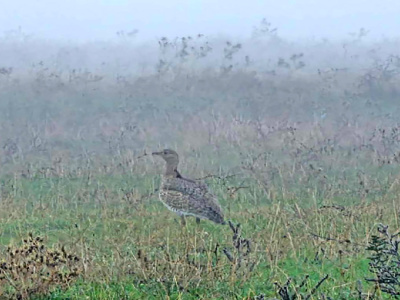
[152, 151, 162, 156]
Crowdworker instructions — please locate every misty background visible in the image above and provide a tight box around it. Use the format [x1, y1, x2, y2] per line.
[1, 0, 400, 41]
[0, 0, 399, 179]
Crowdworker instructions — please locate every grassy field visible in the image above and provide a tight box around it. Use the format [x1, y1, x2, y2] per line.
[1, 30, 400, 299]
[1, 161, 400, 299]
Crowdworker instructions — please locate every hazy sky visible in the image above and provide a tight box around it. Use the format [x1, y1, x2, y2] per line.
[1, 0, 399, 41]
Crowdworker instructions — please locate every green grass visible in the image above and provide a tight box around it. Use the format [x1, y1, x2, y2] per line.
[1, 170, 398, 299]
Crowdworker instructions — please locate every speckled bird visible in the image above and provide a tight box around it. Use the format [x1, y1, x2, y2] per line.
[152, 149, 225, 225]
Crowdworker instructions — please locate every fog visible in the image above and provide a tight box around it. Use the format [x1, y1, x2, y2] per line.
[1, 0, 400, 41]
[0, 0, 400, 171]
[2, 2, 400, 298]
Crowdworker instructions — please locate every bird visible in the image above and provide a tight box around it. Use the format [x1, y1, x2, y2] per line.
[152, 149, 225, 225]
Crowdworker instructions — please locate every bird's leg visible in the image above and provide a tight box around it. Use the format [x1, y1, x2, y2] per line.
[181, 215, 187, 226]
[196, 217, 201, 224]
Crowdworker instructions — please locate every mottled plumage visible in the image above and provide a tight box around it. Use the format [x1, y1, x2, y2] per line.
[152, 149, 225, 225]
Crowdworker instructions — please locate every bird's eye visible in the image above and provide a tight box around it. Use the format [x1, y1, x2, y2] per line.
[163, 150, 168, 155]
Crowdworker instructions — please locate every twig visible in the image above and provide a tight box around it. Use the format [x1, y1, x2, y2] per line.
[194, 173, 239, 181]
[136, 151, 149, 159]
[319, 205, 345, 211]
[304, 274, 329, 300]
[309, 232, 365, 247]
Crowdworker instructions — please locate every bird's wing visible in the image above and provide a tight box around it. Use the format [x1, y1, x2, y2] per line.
[162, 178, 223, 218]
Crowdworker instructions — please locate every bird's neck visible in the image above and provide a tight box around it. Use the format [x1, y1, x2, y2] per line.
[165, 163, 180, 178]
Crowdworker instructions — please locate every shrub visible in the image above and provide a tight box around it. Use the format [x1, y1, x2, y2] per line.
[0, 233, 83, 299]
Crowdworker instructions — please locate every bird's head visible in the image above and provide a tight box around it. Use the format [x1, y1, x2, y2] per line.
[152, 149, 179, 166]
